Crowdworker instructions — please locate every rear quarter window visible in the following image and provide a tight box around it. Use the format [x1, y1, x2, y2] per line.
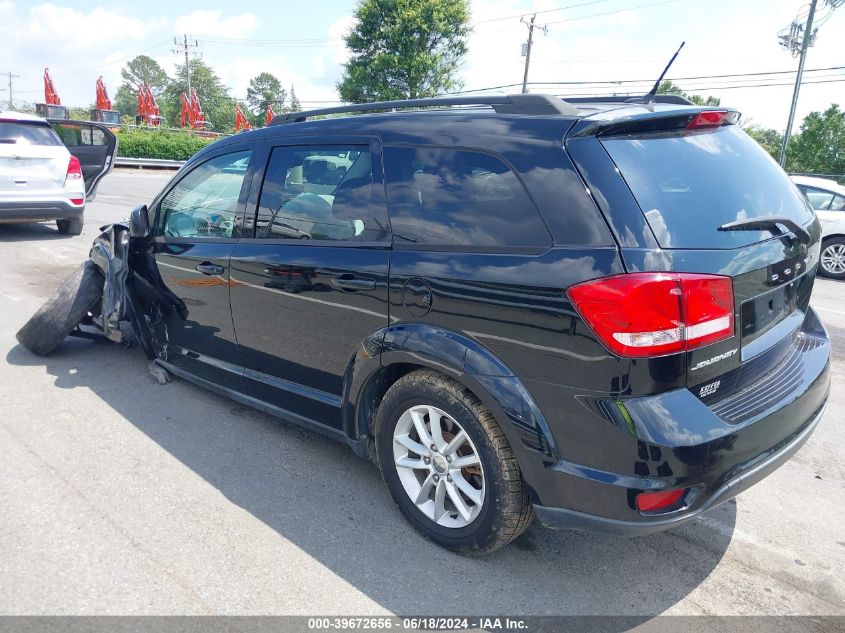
[0, 121, 62, 146]
[602, 125, 814, 249]
[384, 146, 551, 249]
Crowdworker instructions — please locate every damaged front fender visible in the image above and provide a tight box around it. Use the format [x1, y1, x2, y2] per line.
[88, 223, 131, 343]
[86, 221, 188, 362]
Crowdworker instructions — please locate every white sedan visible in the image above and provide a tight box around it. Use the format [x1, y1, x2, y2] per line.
[0, 111, 116, 235]
[791, 175, 845, 279]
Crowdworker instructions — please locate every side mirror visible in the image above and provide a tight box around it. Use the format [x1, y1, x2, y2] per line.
[129, 205, 151, 238]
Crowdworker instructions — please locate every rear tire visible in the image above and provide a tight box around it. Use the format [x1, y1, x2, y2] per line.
[57, 215, 83, 236]
[819, 237, 845, 280]
[16, 261, 104, 356]
[373, 369, 534, 555]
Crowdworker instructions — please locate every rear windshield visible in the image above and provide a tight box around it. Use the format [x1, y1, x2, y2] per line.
[601, 125, 814, 249]
[0, 121, 62, 146]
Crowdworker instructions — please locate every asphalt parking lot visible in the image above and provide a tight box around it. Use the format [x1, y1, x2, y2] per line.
[1, 170, 844, 618]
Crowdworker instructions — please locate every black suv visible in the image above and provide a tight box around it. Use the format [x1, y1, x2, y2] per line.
[18, 94, 831, 555]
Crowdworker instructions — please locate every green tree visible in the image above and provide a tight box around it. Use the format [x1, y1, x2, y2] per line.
[657, 80, 720, 106]
[338, 0, 471, 102]
[69, 105, 92, 120]
[288, 85, 301, 112]
[115, 55, 170, 118]
[163, 59, 232, 131]
[743, 125, 782, 161]
[787, 104, 845, 175]
[246, 72, 286, 115]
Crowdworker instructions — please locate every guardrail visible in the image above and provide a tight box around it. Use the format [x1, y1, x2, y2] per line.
[115, 157, 185, 170]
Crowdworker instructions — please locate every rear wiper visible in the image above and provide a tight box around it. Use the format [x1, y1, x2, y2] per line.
[718, 217, 811, 245]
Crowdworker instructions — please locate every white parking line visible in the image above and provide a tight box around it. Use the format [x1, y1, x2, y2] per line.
[812, 305, 845, 316]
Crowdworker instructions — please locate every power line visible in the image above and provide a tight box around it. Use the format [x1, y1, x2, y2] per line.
[556, 65, 844, 83]
[201, 38, 344, 49]
[59, 39, 172, 76]
[546, 77, 845, 97]
[540, 0, 680, 26]
[474, 0, 612, 25]
[444, 65, 844, 94]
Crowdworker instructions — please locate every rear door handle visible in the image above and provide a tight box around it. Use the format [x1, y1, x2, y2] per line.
[331, 276, 376, 291]
[196, 262, 225, 276]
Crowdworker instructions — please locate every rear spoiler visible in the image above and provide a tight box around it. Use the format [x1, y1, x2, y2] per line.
[565, 95, 694, 106]
[570, 108, 741, 138]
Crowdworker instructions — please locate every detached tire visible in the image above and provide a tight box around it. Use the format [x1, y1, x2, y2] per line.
[16, 260, 104, 356]
[57, 216, 84, 236]
[374, 369, 534, 556]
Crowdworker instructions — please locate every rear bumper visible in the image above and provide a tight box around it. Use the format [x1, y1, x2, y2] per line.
[524, 307, 830, 536]
[0, 200, 83, 223]
[534, 398, 827, 535]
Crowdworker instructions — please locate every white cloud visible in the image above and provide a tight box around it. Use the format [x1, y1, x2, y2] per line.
[312, 55, 326, 79]
[25, 4, 147, 50]
[0, 1, 14, 13]
[174, 9, 258, 39]
[327, 15, 355, 65]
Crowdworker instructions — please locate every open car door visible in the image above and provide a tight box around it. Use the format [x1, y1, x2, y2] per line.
[48, 120, 117, 202]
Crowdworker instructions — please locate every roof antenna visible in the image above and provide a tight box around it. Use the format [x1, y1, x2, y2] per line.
[636, 41, 685, 104]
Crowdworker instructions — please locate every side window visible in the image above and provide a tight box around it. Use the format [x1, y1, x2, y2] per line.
[159, 150, 251, 239]
[51, 122, 107, 146]
[383, 146, 550, 248]
[255, 145, 389, 241]
[831, 195, 845, 212]
[801, 186, 835, 211]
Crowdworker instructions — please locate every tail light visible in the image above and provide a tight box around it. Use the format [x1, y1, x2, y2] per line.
[688, 110, 729, 129]
[66, 155, 84, 205]
[636, 488, 687, 513]
[567, 272, 734, 358]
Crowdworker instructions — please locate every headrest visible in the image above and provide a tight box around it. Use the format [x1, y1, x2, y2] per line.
[304, 159, 330, 183]
[331, 177, 373, 220]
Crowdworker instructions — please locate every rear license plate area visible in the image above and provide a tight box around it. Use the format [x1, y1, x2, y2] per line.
[741, 281, 797, 340]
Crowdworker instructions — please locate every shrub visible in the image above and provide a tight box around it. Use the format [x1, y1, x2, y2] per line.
[115, 128, 218, 161]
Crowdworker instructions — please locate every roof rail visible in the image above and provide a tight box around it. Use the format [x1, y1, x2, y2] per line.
[563, 94, 694, 105]
[271, 93, 579, 124]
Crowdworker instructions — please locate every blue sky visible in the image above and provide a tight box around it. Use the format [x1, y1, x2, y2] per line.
[1, 0, 843, 130]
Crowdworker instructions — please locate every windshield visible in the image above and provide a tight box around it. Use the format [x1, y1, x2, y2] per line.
[601, 125, 814, 249]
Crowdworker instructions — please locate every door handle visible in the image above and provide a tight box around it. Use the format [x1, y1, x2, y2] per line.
[331, 276, 376, 291]
[196, 262, 225, 276]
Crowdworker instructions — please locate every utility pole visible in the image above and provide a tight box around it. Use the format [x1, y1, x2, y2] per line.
[174, 35, 200, 96]
[2, 71, 20, 109]
[778, 0, 818, 166]
[520, 15, 547, 94]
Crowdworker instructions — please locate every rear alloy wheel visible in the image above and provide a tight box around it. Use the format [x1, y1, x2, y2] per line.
[57, 216, 83, 236]
[374, 370, 533, 555]
[819, 237, 845, 280]
[393, 404, 485, 528]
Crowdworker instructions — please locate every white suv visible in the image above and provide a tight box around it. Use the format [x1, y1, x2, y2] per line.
[0, 111, 116, 235]
[791, 175, 845, 279]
